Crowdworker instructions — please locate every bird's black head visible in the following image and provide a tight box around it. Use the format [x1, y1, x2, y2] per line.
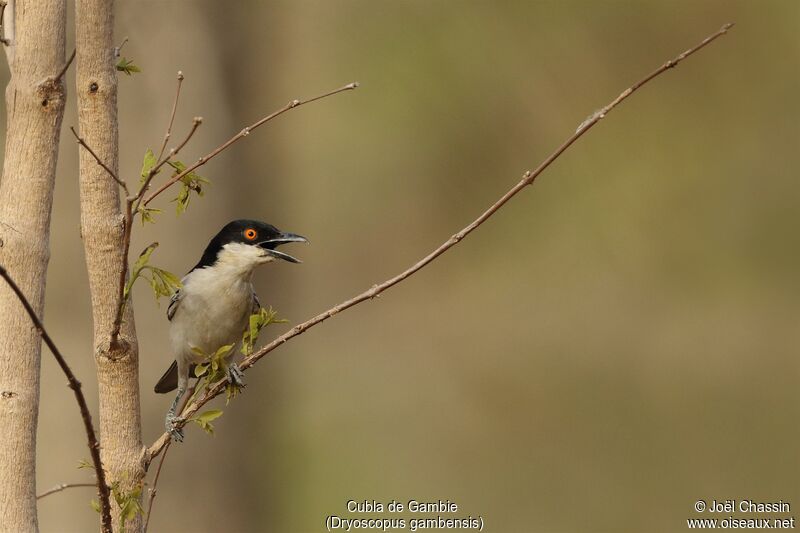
[193, 219, 307, 271]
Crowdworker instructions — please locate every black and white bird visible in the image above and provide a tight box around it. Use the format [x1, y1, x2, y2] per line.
[154, 219, 307, 441]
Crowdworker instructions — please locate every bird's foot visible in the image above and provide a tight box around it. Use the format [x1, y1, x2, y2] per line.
[227, 363, 246, 389]
[165, 413, 184, 443]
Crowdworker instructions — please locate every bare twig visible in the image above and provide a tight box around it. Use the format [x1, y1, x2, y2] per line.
[70, 126, 129, 196]
[0, 265, 112, 532]
[142, 81, 360, 206]
[37, 482, 96, 500]
[53, 48, 76, 83]
[142, 116, 204, 193]
[142, 442, 171, 533]
[114, 36, 128, 58]
[108, 199, 134, 347]
[164, 116, 202, 165]
[142, 380, 194, 533]
[146, 23, 734, 462]
[155, 71, 184, 163]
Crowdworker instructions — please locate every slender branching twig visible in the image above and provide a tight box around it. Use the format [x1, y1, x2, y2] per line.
[114, 36, 129, 58]
[0, 266, 113, 532]
[142, 379, 195, 533]
[146, 22, 734, 462]
[37, 482, 96, 500]
[141, 442, 170, 533]
[142, 81, 360, 206]
[70, 126, 129, 196]
[156, 71, 184, 163]
[53, 48, 76, 83]
[145, 116, 203, 188]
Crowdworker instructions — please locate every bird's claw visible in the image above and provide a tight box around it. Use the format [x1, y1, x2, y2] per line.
[227, 363, 246, 389]
[165, 413, 184, 443]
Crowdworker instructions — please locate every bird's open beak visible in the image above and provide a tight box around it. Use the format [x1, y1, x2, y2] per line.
[258, 232, 308, 263]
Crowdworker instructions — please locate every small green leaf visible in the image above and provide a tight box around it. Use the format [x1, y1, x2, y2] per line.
[146, 272, 167, 303]
[190, 409, 223, 435]
[225, 381, 243, 404]
[110, 482, 144, 533]
[241, 306, 287, 355]
[119, 494, 143, 530]
[138, 206, 162, 225]
[140, 149, 157, 184]
[194, 363, 208, 378]
[139, 266, 182, 305]
[168, 160, 209, 215]
[196, 409, 223, 423]
[174, 184, 190, 215]
[123, 242, 158, 299]
[77, 458, 93, 469]
[132, 242, 158, 274]
[167, 160, 186, 172]
[214, 343, 235, 358]
[154, 268, 182, 290]
[90, 499, 101, 513]
[116, 57, 141, 76]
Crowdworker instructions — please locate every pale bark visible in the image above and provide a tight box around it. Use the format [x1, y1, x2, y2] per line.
[76, 0, 144, 530]
[0, 1, 67, 531]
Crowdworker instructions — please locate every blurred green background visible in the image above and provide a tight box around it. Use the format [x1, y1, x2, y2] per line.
[2, 1, 797, 531]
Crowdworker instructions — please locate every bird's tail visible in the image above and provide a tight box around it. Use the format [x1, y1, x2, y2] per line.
[154, 360, 199, 393]
[154, 361, 179, 393]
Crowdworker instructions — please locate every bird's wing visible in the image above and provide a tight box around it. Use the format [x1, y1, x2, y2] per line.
[167, 289, 182, 321]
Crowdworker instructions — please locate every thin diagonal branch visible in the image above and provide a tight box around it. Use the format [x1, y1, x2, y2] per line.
[142, 380, 193, 533]
[141, 442, 170, 533]
[155, 71, 184, 163]
[37, 482, 96, 500]
[146, 22, 734, 462]
[146, 115, 203, 188]
[53, 47, 75, 83]
[142, 81, 360, 206]
[70, 126, 129, 196]
[0, 265, 112, 532]
[113, 36, 128, 58]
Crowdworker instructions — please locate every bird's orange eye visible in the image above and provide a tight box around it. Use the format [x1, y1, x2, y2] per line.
[244, 228, 258, 241]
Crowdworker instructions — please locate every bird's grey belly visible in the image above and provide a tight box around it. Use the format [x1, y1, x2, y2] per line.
[171, 286, 251, 363]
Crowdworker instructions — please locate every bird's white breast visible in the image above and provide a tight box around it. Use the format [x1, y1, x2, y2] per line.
[169, 262, 257, 364]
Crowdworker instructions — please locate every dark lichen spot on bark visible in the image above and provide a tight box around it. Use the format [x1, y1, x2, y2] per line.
[36, 79, 65, 113]
[2, 391, 17, 399]
[89, 82, 99, 93]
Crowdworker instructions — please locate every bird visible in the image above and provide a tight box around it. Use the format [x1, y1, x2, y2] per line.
[154, 219, 307, 441]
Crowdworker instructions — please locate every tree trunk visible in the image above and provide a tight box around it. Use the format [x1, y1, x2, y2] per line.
[75, 0, 144, 530]
[0, 1, 67, 531]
